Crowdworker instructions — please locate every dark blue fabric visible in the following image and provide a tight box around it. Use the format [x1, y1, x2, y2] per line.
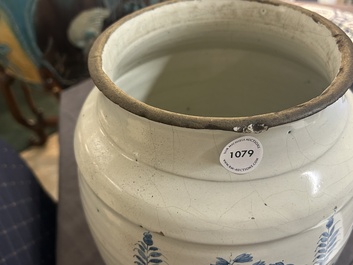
[0, 139, 56, 265]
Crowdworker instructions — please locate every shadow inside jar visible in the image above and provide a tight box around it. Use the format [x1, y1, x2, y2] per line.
[116, 36, 330, 118]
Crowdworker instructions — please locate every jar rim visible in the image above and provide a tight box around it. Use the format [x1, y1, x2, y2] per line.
[88, 0, 353, 132]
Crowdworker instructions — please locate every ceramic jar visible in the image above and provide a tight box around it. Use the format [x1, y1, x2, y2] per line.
[74, 0, 353, 264]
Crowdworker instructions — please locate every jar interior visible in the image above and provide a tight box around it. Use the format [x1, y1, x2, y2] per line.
[103, 1, 340, 117]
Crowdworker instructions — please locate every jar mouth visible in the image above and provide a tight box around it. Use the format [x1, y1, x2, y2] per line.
[89, 0, 353, 132]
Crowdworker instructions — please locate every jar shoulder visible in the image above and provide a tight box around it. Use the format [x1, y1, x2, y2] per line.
[74, 88, 353, 244]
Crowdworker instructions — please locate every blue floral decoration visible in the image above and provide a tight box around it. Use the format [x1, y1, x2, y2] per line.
[210, 254, 293, 265]
[134, 232, 165, 265]
[211, 253, 254, 265]
[134, 215, 339, 265]
[313, 216, 340, 265]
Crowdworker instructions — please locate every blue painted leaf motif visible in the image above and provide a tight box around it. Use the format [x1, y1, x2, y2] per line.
[210, 253, 295, 265]
[137, 249, 147, 260]
[138, 213, 340, 265]
[327, 237, 338, 251]
[321, 232, 329, 237]
[233, 253, 253, 263]
[149, 259, 163, 263]
[313, 215, 341, 265]
[134, 255, 147, 265]
[315, 254, 326, 260]
[136, 243, 147, 252]
[318, 237, 328, 243]
[143, 232, 154, 246]
[326, 216, 334, 229]
[149, 247, 159, 251]
[134, 232, 166, 264]
[149, 252, 162, 258]
[316, 243, 327, 249]
[329, 229, 339, 241]
[211, 257, 230, 265]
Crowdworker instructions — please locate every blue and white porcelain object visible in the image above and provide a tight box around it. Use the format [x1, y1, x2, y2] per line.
[74, 0, 353, 264]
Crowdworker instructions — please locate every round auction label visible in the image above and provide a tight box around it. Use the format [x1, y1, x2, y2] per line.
[219, 136, 263, 174]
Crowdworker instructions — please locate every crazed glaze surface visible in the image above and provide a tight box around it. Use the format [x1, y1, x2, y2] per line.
[76, 87, 353, 265]
[76, 0, 353, 264]
[89, 0, 353, 132]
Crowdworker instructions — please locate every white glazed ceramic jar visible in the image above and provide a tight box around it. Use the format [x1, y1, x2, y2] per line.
[74, 0, 353, 264]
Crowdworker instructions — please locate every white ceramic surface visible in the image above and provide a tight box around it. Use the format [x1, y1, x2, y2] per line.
[75, 1, 353, 264]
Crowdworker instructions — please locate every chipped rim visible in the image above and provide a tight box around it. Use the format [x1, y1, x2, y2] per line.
[88, 0, 353, 133]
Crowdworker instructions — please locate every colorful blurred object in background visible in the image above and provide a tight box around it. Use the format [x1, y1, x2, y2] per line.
[0, 0, 164, 149]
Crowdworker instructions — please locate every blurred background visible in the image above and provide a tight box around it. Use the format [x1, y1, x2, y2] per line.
[0, 0, 165, 201]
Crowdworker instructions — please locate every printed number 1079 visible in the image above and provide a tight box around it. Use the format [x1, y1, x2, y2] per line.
[230, 150, 254, 158]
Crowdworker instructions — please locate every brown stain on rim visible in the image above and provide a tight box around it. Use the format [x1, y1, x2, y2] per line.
[88, 0, 353, 133]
